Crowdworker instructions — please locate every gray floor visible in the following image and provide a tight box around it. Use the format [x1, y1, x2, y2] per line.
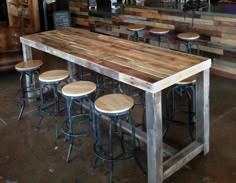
[0, 52, 235, 183]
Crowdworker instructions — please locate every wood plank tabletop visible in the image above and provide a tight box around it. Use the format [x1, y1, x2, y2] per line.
[20, 27, 211, 93]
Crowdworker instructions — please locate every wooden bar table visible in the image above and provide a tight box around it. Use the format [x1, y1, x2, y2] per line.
[20, 28, 211, 183]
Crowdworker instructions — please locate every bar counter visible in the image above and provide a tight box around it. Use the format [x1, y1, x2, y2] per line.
[90, 0, 236, 17]
[134, 1, 236, 17]
[69, 0, 236, 79]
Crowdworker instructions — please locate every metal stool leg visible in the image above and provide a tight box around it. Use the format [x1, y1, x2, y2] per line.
[128, 31, 133, 41]
[157, 35, 161, 47]
[163, 35, 170, 48]
[164, 88, 174, 137]
[187, 41, 192, 53]
[108, 120, 113, 183]
[52, 84, 60, 139]
[134, 31, 139, 42]
[92, 113, 102, 169]
[18, 73, 25, 120]
[187, 85, 196, 140]
[128, 30, 139, 41]
[66, 97, 73, 162]
[35, 82, 46, 130]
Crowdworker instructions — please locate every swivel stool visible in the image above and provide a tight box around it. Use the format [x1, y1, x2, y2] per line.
[177, 32, 200, 55]
[149, 28, 170, 48]
[93, 93, 137, 183]
[61, 81, 96, 162]
[35, 70, 69, 139]
[15, 60, 43, 120]
[165, 76, 196, 140]
[127, 24, 145, 42]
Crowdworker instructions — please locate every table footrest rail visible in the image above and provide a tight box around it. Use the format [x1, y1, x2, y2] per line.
[163, 141, 204, 180]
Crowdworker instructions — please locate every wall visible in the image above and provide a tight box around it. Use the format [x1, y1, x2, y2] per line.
[69, 0, 236, 79]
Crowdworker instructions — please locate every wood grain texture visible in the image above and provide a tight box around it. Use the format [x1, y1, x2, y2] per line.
[69, 2, 236, 59]
[39, 70, 69, 82]
[95, 94, 134, 114]
[211, 36, 236, 47]
[211, 64, 236, 80]
[62, 81, 96, 97]
[21, 28, 211, 92]
[15, 60, 43, 71]
[149, 28, 169, 34]
[177, 33, 200, 41]
[163, 142, 204, 180]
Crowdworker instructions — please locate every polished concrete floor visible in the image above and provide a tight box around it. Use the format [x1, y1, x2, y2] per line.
[0, 52, 235, 183]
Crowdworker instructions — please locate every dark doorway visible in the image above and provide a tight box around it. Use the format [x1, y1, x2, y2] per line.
[38, 0, 69, 31]
[0, 0, 8, 23]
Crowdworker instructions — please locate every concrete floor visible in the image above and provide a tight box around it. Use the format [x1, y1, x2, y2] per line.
[0, 52, 235, 183]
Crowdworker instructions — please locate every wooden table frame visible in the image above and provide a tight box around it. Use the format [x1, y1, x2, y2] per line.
[20, 28, 211, 183]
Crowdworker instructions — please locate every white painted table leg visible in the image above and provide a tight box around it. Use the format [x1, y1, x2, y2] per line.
[146, 91, 163, 183]
[196, 69, 210, 155]
[22, 44, 32, 62]
[67, 62, 76, 81]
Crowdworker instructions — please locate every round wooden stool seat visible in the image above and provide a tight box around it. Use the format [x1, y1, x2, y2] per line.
[39, 70, 69, 82]
[128, 25, 145, 31]
[95, 94, 134, 114]
[177, 33, 200, 41]
[150, 28, 169, 35]
[177, 76, 196, 85]
[15, 60, 43, 71]
[62, 81, 96, 97]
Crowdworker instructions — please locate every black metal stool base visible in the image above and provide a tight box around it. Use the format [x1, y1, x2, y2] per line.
[165, 83, 196, 140]
[17, 69, 40, 120]
[93, 111, 138, 183]
[179, 40, 200, 55]
[62, 96, 95, 162]
[35, 81, 65, 140]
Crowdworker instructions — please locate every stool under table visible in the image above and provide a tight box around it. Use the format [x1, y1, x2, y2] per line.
[61, 81, 96, 162]
[35, 69, 69, 139]
[15, 60, 43, 120]
[165, 76, 196, 140]
[93, 93, 137, 183]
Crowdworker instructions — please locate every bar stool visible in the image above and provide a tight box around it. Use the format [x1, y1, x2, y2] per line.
[149, 28, 170, 47]
[35, 70, 69, 138]
[177, 32, 200, 54]
[15, 60, 43, 120]
[61, 81, 96, 162]
[165, 76, 196, 140]
[128, 24, 145, 42]
[93, 94, 137, 183]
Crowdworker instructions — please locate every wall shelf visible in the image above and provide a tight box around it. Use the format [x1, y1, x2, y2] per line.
[7, 0, 40, 34]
